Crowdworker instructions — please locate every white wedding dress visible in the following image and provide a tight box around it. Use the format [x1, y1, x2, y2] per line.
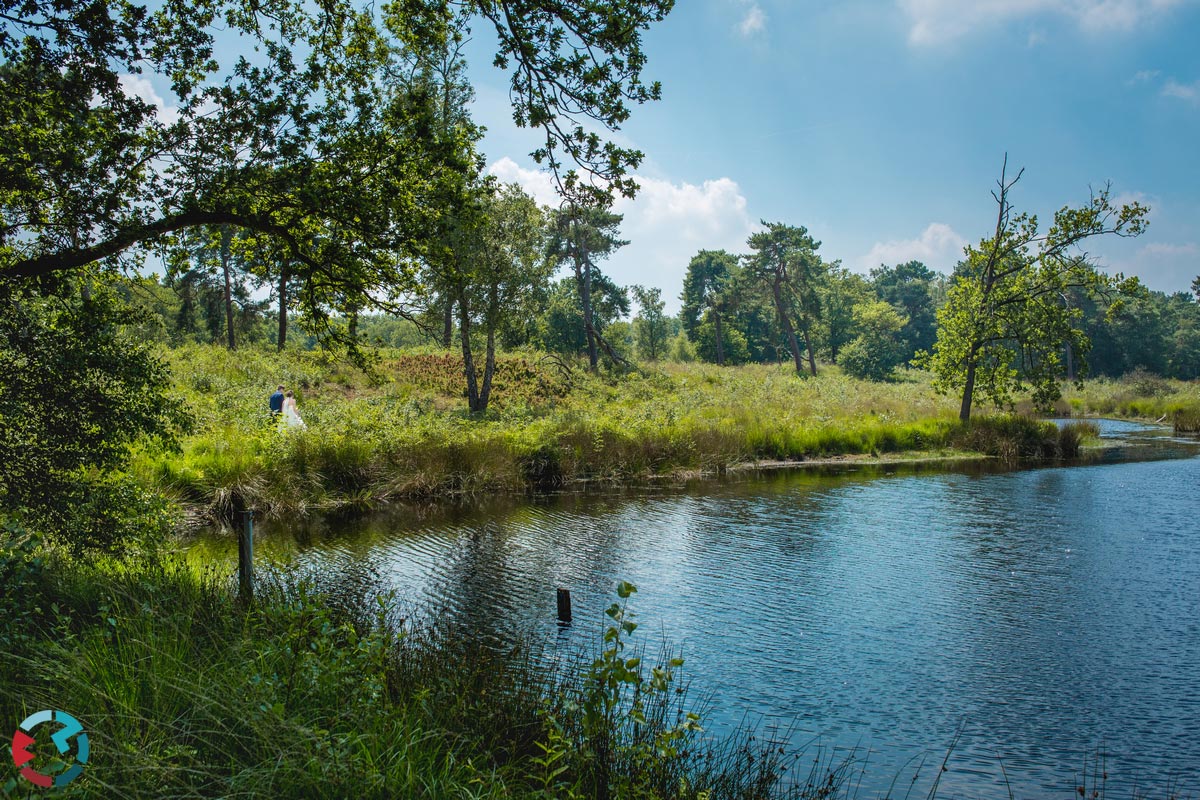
[282, 398, 306, 429]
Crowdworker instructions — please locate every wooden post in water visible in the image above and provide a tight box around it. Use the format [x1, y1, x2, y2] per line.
[234, 496, 254, 603]
[556, 588, 572, 623]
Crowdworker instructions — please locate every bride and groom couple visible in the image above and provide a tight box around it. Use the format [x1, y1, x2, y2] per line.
[269, 385, 306, 429]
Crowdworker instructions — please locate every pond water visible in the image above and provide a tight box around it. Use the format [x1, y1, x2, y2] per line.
[193, 420, 1200, 797]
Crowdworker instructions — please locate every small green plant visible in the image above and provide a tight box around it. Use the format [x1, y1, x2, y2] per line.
[534, 581, 704, 800]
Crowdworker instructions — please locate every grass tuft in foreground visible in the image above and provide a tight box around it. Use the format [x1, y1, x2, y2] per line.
[0, 523, 826, 799]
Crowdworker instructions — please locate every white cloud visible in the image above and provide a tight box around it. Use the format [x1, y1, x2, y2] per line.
[1162, 78, 1200, 103]
[1129, 69, 1162, 84]
[737, 4, 767, 37]
[613, 176, 757, 310]
[858, 223, 968, 272]
[1106, 239, 1200, 293]
[1139, 241, 1199, 257]
[486, 158, 756, 312]
[487, 157, 560, 207]
[118, 74, 181, 125]
[899, 0, 1185, 45]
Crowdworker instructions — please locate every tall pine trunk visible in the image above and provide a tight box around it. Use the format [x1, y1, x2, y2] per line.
[801, 322, 817, 376]
[582, 264, 599, 371]
[220, 226, 235, 351]
[772, 277, 805, 376]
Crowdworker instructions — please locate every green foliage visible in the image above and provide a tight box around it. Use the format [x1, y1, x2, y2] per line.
[695, 319, 750, 365]
[744, 222, 829, 375]
[547, 206, 631, 370]
[819, 265, 871, 364]
[839, 300, 909, 381]
[668, 332, 697, 363]
[164, 226, 271, 348]
[1062, 373, 1200, 433]
[870, 260, 940, 361]
[425, 180, 557, 412]
[680, 250, 737, 342]
[1082, 288, 1200, 380]
[530, 582, 710, 800]
[917, 160, 1148, 420]
[631, 285, 670, 361]
[0, 273, 187, 552]
[1, 0, 673, 363]
[135, 345, 1011, 518]
[0, 521, 48, 651]
[537, 275, 630, 360]
[486, 0, 674, 205]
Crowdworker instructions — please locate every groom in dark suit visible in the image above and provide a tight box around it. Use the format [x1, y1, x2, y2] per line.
[269, 385, 285, 417]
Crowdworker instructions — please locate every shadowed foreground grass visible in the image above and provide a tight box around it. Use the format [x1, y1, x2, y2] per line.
[133, 345, 1113, 521]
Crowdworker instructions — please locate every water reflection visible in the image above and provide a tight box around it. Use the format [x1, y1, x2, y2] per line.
[190, 423, 1200, 796]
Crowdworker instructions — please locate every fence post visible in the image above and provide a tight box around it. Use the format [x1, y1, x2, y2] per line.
[556, 588, 572, 624]
[234, 496, 254, 603]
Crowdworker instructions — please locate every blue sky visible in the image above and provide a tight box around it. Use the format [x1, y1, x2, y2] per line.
[464, 0, 1200, 312]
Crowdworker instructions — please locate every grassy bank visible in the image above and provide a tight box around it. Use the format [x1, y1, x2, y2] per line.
[1060, 370, 1200, 432]
[133, 345, 1108, 520]
[0, 527, 836, 799]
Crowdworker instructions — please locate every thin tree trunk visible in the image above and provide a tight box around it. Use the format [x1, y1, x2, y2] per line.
[442, 299, 454, 348]
[772, 278, 805, 375]
[478, 325, 496, 413]
[459, 298, 481, 413]
[1065, 340, 1076, 382]
[473, 290, 500, 414]
[277, 262, 288, 351]
[959, 358, 977, 422]
[568, 212, 600, 372]
[581, 256, 599, 371]
[220, 226, 236, 351]
[713, 309, 726, 365]
[801, 322, 817, 376]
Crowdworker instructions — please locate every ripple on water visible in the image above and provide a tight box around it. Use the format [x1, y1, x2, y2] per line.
[196, 448, 1200, 797]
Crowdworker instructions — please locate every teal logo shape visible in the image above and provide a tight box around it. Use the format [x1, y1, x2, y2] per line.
[10, 710, 89, 788]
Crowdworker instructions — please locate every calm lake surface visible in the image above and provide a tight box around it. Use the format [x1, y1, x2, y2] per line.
[194, 419, 1200, 797]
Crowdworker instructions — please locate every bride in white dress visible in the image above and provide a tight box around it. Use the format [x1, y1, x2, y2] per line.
[282, 390, 306, 429]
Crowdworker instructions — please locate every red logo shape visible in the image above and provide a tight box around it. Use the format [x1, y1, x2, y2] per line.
[10, 730, 36, 768]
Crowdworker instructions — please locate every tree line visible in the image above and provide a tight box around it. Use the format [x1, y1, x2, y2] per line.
[131, 168, 1194, 424]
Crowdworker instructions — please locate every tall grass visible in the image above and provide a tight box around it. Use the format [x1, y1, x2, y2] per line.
[0, 535, 835, 799]
[133, 346, 1131, 519]
[1063, 370, 1200, 433]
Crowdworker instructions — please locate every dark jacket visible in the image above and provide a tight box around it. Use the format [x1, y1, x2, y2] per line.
[269, 390, 284, 414]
